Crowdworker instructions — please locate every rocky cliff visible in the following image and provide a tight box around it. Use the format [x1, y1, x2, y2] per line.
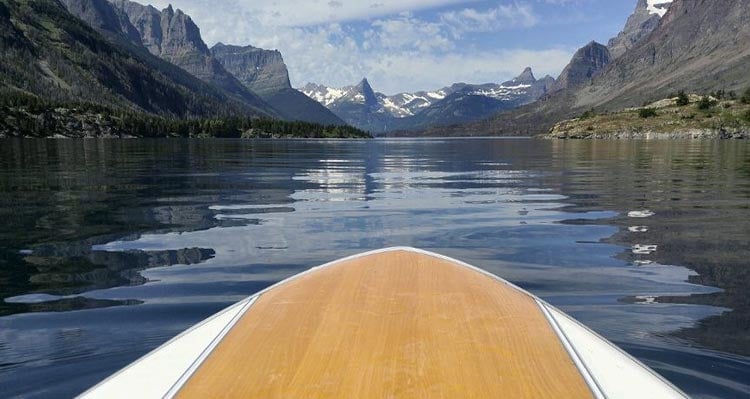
[607, 0, 672, 58]
[211, 43, 344, 125]
[550, 41, 610, 93]
[2, 0, 261, 118]
[60, 0, 141, 42]
[107, 0, 276, 115]
[577, 0, 750, 110]
[211, 43, 291, 95]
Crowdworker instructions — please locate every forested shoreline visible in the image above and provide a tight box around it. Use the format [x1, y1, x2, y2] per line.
[0, 94, 371, 139]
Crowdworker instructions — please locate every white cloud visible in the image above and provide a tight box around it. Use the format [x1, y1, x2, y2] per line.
[440, 3, 539, 35]
[147, 0, 474, 27]
[142, 0, 575, 94]
[364, 14, 454, 53]
[358, 49, 573, 93]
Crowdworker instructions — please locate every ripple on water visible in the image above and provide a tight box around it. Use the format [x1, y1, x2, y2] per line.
[628, 210, 655, 218]
[634, 260, 655, 266]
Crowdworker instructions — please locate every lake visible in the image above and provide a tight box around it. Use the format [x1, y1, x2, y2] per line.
[0, 138, 748, 398]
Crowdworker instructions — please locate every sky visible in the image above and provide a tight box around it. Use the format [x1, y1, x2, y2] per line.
[146, 0, 637, 94]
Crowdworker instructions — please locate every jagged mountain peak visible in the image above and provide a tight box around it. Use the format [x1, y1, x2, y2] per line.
[608, 0, 674, 59]
[503, 67, 537, 87]
[550, 41, 610, 93]
[101, 0, 277, 115]
[358, 77, 374, 89]
[516, 67, 536, 83]
[334, 78, 379, 107]
[356, 78, 373, 91]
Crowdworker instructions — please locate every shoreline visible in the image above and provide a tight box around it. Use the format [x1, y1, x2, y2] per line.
[543, 128, 749, 140]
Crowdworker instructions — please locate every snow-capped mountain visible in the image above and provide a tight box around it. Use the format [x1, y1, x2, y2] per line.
[301, 79, 393, 133]
[302, 82, 447, 118]
[301, 83, 349, 107]
[301, 67, 555, 133]
[381, 90, 448, 118]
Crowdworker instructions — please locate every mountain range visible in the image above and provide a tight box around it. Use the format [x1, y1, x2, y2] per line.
[412, 0, 750, 137]
[1, 0, 252, 118]
[302, 68, 556, 134]
[298, 1, 682, 135]
[2, 0, 746, 138]
[0, 0, 343, 126]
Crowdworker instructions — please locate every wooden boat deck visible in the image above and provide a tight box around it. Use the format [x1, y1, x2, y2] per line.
[176, 250, 593, 398]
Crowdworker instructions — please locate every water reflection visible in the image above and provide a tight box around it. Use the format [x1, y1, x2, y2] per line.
[1, 243, 215, 315]
[0, 138, 748, 398]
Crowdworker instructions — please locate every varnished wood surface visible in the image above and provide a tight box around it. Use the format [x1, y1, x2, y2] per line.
[176, 250, 593, 398]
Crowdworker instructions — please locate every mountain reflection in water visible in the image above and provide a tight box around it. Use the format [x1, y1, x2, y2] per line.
[0, 138, 747, 398]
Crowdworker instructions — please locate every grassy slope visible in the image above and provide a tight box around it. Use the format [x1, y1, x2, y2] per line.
[545, 95, 750, 138]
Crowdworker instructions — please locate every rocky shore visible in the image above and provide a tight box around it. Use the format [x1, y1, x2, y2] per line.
[0, 106, 135, 138]
[542, 95, 750, 140]
[546, 127, 749, 140]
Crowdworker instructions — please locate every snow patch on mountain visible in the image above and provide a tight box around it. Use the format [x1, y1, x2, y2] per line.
[647, 0, 673, 17]
[470, 84, 532, 100]
[300, 67, 555, 128]
[301, 84, 347, 106]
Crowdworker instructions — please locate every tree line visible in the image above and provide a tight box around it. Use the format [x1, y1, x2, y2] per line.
[0, 92, 371, 138]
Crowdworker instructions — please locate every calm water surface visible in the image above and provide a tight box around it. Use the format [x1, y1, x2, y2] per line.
[0, 138, 748, 398]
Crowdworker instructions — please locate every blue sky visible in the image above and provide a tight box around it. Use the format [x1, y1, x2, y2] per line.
[148, 0, 638, 94]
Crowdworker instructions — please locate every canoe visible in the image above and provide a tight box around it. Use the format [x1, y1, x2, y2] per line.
[79, 247, 686, 398]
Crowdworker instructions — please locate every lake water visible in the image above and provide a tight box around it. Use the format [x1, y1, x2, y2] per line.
[0, 138, 748, 398]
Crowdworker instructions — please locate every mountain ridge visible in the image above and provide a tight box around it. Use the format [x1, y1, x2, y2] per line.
[103, 0, 278, 116]
[608, 0, 673, 58]
[412, 0, 750, 137]
[0, 0, 264, 118]
[302, 68, 555, 133]
[211, 43, 345, 125]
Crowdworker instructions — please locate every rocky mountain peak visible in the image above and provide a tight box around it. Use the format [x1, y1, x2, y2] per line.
[59, 0, 142, 43]
[517, 67, 536, 84]
[107, 0, 275, 113]
[502, 67, 537, 87]
[608, 0, 673, 59]
[550, 41, 610, 93]
[356, 78, 373, 91]
[211, 43, 292, 94]
[159, 4, 208, 55]
[348, 78, 379, 106]
[210, 42, 344, 125]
